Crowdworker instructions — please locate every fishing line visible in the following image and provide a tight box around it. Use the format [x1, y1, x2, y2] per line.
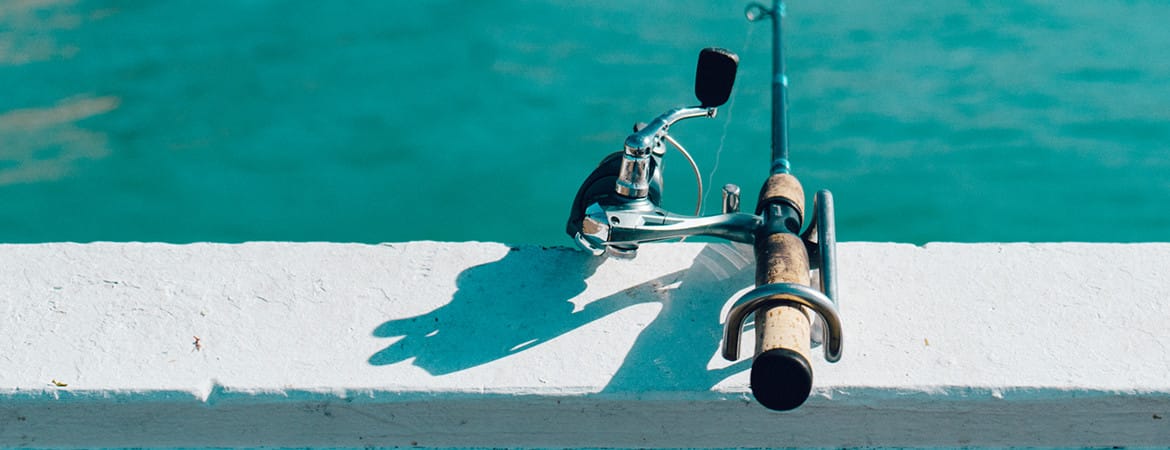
[703, 23, 755, 214]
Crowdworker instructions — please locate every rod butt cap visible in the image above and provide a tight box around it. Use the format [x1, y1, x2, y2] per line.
[750, 348, 813, 411]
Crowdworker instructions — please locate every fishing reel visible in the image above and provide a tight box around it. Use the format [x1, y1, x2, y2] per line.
[566, 48, 758, 258]
[566, 2, 843, 412]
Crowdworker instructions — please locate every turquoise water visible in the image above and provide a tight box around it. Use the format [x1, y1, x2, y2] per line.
[2, 1, 1168, 244]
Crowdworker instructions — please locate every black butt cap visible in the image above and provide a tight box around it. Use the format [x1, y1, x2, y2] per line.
[750, 348, 813, 411]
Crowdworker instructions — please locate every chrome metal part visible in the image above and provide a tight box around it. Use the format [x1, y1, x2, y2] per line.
[800, 189, 837, 304]
[662, 133, 704, 216]
[572, 232, 604, 256]
[605, 244, 639, 259]
[614, 152, 654, 198]
[814, 189, 837, 304]
[722, 282, 843, 363]
[605, 208, 762, 246]
[573, 203, 611, 255]
[812, 190, 837, 347]
[722, 184, 741, 214]
[616, 107, 716, 200]
[573, 195, 765, 251]
[802, 189, 837, 346]
[623, 106, 716, 156]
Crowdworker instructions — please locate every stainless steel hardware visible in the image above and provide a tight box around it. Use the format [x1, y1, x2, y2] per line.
[722, 184, 741, 214]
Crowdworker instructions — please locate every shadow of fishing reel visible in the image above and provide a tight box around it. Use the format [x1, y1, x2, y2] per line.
[565, 4, 843, 412]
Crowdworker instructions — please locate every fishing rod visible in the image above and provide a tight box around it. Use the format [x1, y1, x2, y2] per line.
[565, 0, 841, 411]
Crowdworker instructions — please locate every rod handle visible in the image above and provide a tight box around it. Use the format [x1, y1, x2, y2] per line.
[751, 232, 813, 411]
[751, 172, 811, 411]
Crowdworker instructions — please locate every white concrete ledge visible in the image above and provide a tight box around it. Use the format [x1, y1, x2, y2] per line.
[2, 241, 1170, 447]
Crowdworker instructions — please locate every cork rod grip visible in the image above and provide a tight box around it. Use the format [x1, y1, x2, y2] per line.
[750, 173, 813, 411]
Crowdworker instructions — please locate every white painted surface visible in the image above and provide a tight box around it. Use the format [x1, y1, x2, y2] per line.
[1, 241, 1169, 447]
